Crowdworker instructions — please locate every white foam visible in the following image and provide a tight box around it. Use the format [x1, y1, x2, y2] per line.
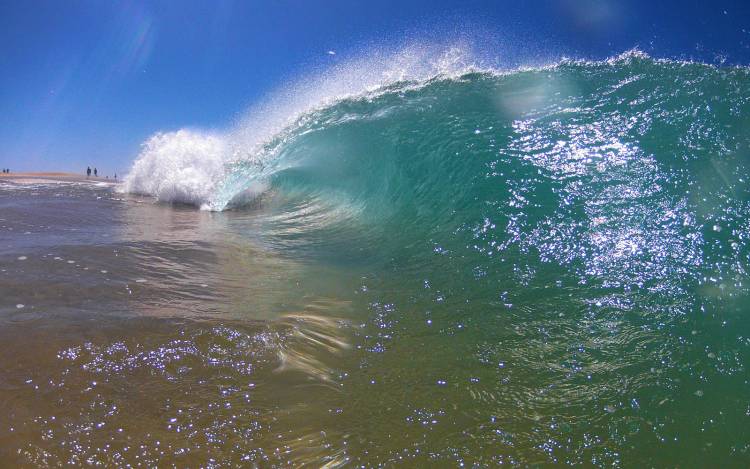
[121, 130, 227, 208]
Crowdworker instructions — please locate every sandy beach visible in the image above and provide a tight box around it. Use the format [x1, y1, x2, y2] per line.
[0, 172, 121, 185]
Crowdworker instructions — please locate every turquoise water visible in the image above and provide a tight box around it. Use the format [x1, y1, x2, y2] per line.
[216, 53, 750, 465]
[3, 53, 750, 466]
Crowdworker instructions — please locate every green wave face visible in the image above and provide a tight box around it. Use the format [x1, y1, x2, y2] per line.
[220, 55, 750, 276]
[206, 54, 750, 464]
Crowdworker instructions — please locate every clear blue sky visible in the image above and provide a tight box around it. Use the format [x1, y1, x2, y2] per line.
[1, 0, 749, 175]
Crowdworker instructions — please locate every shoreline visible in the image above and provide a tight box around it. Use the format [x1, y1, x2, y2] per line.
[0, 172, 122, 185]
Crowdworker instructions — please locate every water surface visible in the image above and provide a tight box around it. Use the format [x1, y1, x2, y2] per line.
[3, 53, 750, 466]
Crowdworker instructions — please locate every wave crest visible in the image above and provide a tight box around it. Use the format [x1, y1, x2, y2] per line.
[121, 47, 749, 217]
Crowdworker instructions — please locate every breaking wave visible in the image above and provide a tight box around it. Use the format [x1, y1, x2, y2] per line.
[59, 44, 750, 465]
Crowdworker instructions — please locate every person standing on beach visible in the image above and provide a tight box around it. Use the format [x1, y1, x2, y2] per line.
[94, 168, 98, 177]
[87, 167, 91, 177]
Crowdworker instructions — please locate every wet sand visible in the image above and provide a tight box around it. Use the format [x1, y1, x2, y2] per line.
[0, 172, 120, 185]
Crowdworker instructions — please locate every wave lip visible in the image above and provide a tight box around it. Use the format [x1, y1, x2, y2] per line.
[121, 43, 490, 209]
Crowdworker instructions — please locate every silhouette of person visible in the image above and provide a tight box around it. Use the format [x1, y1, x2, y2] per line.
[87, 167, 91, 177]
[94, 168, 98, 177]
[114, 173, 117, 180]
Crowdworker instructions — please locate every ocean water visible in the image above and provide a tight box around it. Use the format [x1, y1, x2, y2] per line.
[2, 51, 750, 466]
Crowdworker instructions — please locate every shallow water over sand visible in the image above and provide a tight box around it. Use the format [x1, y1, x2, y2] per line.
[0, 182, 362, 466]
